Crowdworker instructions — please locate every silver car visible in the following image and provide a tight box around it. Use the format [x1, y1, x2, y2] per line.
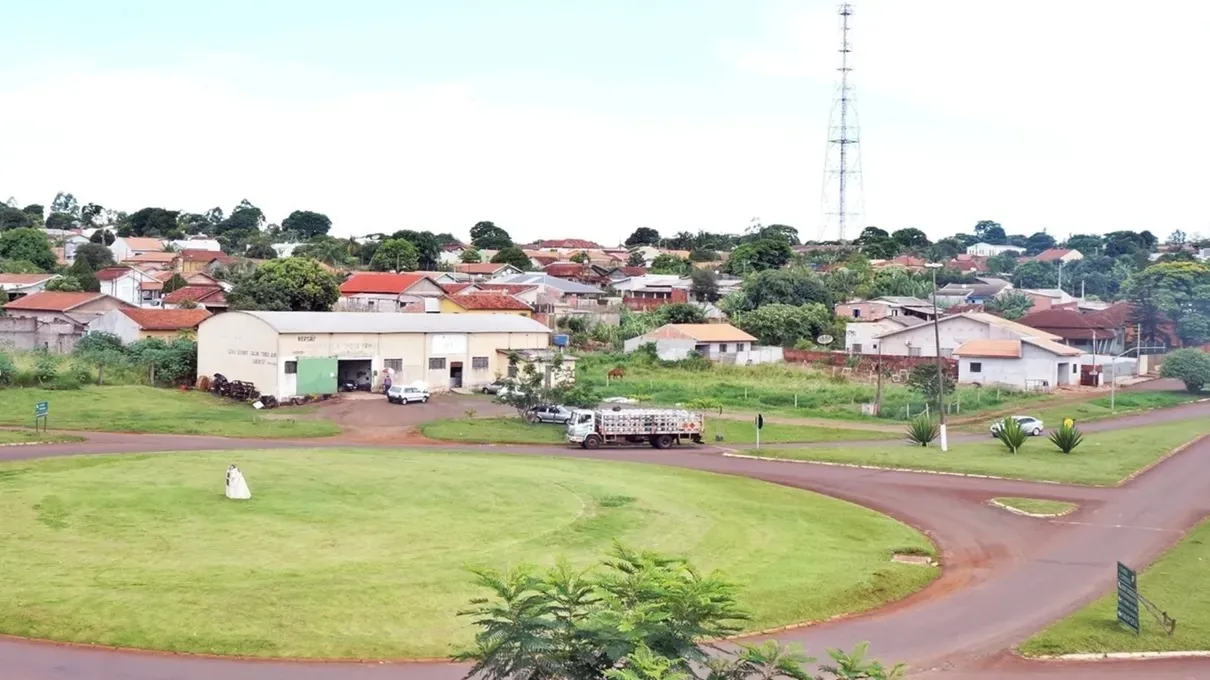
[989, 415, 1045, 437]
[387, 385, 430, 405]
[526, 404, 574, 424]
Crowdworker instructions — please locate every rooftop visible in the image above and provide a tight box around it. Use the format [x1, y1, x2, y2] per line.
[178, 248, 230, 263]
[119, 237, 167, 251]
[1017, 308, 1117, 339]
[223, 311, 552, 334]
[1034, 248, 1078, 262]
[875, 311, 1062, 342]
[660, 323, 757, 343]
[0, 273, 57, 286]
[119, 308, 213, 330]
[95, 267, 134, 282]
[124, 251, 180, 263]
[498, 273, 605, 295]
[2, 291, 110, 312]
[952, 339, 1022, 359]
[455, 262, 519, 274]
[163, 285, 227, 305]
[445, 292, 533, 311]
[537, 239, 603, 249]
[339, 272, 432, 295]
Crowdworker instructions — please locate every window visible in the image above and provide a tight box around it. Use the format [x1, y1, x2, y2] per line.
[719, 344, 728, 353]
[940, 348, 953, 358]
[1072, 364, 1078, 374]
[908, 347, 922, 357]
[970, 362, 982, 373]
[736, 343, 745, 352]
[428, 357, 446, 370]
[853, 309, 861, 318]
[472, 356, 490, 370]
[852, 343, 863, 354]
[285, 361, 297, 374]
[383, 359, 403, 373]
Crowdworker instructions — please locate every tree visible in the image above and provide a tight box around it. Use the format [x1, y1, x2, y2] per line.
[491, 246, 533, 271]
[163, 273, 189, 294]
[984, 290, 1034, 320]
[657, 303, 706, 324]
[973, 220, 1006, 244]
[625, 227, 661, 247]
[926, 238, 962, 262]
[390, 230, 443, 270]
[227, 257, 341, 311]
[89, 229, 116, 245]
[129, 207, 181, 237]
[73, 243, 115, 271]
[650, 254, 693, 276]
[1010, 260, 1058, 289]
[45, 212, 78, 230]
[281, 210, 332, 240]
[294, 236, 353, 267]
[734, 303, 835, 347]
[689, 268, 719, 302]
[0, 259, 43, 274]
[570, 250, 589, 264]
[45, 276, 83, 291]
[890, 228, 930, 250]
[1065, 234, 1103, 255]
[0, 205, 34, 230]
[754, 224, 800, 245]
[1159, 348, 1210, 393]
[1025, 232, 1057, 255]
[21, 204, 45, 227]
[1125, 261, 1210, 347]
[724, 239, 793, 275]
[244, 241, 278, 259]
[461, 247, 482, 263]
[470, 221, 513, 250]
[1168, 230, 1189, 247]
[688, 248, 717, 263]
[627, 251, 646, 267]
[985, 251, 1018, 275]
[1104, 231, 1150, 259]
[67, 257, 100, 293]
[50, 191, 80, 216]
[0, 228, 57, 271]
[81, 203, 106, 227]
[725, 268, 832, 314]
[907, 364, 954, 407]
[369, 238, 420, 272]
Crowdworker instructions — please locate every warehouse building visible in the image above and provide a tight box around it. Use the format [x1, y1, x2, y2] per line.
[197, 311, 552, 398]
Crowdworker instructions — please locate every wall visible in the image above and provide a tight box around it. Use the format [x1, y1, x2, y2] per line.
[784, 348, 957, 376]
[336, 293, 404, 313]
[99, 275, 144, 307]
[196, 313, 282, 397]
[958, 344, 1072, 390]
[717, 346, 784, 365]
[437, 298, 532, 316]
[845, 320, 899, 353]
[0, 317, 83, 352]
[87, 309, 142, 344]
[877, 317, 1025, 358]
[834, 301, 892, 321]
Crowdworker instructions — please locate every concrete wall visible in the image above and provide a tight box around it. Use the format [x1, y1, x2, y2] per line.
[0, 317, 83, 352]
[835, 301, 892, 321]
[878, 317, 1006, 357]
[88, 309, 142, 344]
[845, 320, 899, 353]
[958, 344, 1076, 390]
[197, 313, 282, 397]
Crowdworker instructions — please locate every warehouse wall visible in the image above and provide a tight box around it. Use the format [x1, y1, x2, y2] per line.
[196, 314, 281, 396]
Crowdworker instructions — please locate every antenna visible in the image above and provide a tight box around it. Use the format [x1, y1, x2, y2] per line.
[820, 3, 864, 243]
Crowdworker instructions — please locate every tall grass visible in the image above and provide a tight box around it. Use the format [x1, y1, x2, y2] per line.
[0, 350, 151, 390]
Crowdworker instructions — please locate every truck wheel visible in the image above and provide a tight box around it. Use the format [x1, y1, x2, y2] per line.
[583, 435, 602, 450]
[652, 434, 673, 449]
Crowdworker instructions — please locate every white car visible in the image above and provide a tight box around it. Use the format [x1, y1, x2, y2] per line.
[990, 415, 1045, 437]
[387, 385, 430, 405]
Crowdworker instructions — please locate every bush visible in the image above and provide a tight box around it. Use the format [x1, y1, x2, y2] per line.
[995, 417, 1029, 454]
[1048, 423, 1084, 454]
[907, 364, 955, 405]
[905, 416, 939, 447]
[50, 373, 83, 390]
[1159, 348, 1210, 393]
[68, 362, 93, 386]
[0, 352, 15, 386]
[33, 354, 59, 385]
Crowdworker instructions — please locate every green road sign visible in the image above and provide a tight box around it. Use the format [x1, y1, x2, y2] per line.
[34, 401, 49, 417]
[1117, 561, 1140, 634]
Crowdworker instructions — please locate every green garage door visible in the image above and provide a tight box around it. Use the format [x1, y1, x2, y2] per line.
[297, 357, 338, 395]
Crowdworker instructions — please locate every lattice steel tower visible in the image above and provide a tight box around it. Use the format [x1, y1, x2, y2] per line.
[820, 3, 864, 242]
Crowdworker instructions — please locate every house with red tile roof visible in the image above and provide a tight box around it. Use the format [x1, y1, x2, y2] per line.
[439, 292, 533, 316]
[0, 273, 60, 299]
[110, 236, 166, 263]
[162, 285, 229, 312]
[1032, 248, 1083, 264]
[475, 283, 541, 306]
[535, 238, 604, 253]
[453, 262, 525, 281]
[88, 307, 213, 344]
[541, 262, 610, 286]
[1, 291, 134, 325]
[335, 271, 447, 313]
[179, 248, 235, 273]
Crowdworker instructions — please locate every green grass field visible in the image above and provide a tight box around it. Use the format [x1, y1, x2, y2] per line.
[1021, 518, 1210, 656]
[751, 420, 1210, 486]
[0, 386, 339, 438]
[958, 391, 1201, 432]
[421, 416, 894, 446]
[991, 497, 1078, 516]
[0, 430, 84, 445]
[0, 449, 935, 658]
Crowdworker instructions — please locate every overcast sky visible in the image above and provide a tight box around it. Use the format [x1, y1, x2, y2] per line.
[2, 0, 1207, 244]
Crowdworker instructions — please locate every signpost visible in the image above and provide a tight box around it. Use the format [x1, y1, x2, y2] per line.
[1116, 561, 1140, 634]
[34, 401, 49, 433]
[755, 413, 764, 450]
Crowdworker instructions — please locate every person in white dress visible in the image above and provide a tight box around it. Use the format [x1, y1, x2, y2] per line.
[225, 464, 252, 500]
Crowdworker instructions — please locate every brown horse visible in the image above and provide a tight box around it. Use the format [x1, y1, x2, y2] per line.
[608, 366, 625, 381]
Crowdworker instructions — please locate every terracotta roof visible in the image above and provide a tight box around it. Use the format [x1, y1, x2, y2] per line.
[1017, 309, 1117, 340]
[455, 263, 516, 274]
[611, 266, 648, 276]
[339, 272, 431, 295]
[952, 339, 1022, 358]
[1084, 301, 1132, 328]
[446, 293, 532, 311]
[440, 282, 478, 294]
[95, 267, 133, 282]
[1033, 248, 1076, 262]
[163, 286, 226, 305]
[477, 283, 539, 295]
[0, 273, 56, 285]
[876, 312, 1062, 342]
[537, 239, 603, 249]
[542, 262, 595, 277]
[529, 255, 560, 266]
[1, 291, 108, 312]
[1022, 336, 1084, 357]
[664, 323, 757, 343]
[119, 308, 212, 330]
[178, 248, 227, 263]
[119, 237, 167, 251]
[124, 251, 179, 263]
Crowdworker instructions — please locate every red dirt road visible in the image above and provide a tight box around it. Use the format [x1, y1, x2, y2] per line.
[2, 402, 1210, 678]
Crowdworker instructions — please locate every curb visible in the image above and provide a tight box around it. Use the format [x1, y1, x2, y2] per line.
[0, 441, 60, 448]
[720, 452, 1073, 486]
[1033, 650, 1210, 661]
[987, 499, 1077, 518]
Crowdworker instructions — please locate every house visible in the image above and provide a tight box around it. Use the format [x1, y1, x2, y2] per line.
[110, 236, 167, 263]
[844, 316, 925, 354]
[872, 255, 927, 272]
[88, 308, 213, 344]
[534, 239, 604, 255]
[412, 270, 465, 285]
[612, 275, 691, 311]
[623, 323, 776, 364]
[869, 311, 1061, 358]
[454, 263, 524, 281]
[196, 311, 553, 395]
[948, 253, 989, 275]
[541, 262, 610, 286]
[1018, 288, 1080, 312]
[524, 251, 561, 268]
[605, 266, 648, 281]
[0, 273, 60, 299]
[438, 243, 468, 266]
[162, 285, 229, 312]
[934, 277, 1013, 306]
[170, 238, 222, 252]
[179, 249, 234, 273]
[272, 243, 304, 258]
[1, 291, 135, 326]
[336, 272, 446, 313]
[123, 251, 181, 270]
[497, 348, 577, 387]
[496, 273, 606, 310]
[834, 296, 936, 322]
[1018, 308, 1124, 355]
[95, 266, 166, 307]
[952, 337, 1083, 390]
[1032, 248, 1083, 264]
[476, 283, 542, 307]
[965, 243, 1024, 257]
[439, 292, 533, 316]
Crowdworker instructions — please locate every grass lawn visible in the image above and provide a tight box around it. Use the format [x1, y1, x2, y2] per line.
[1021, 518, 1210, 656]
[0, 386, 339, 438]
[0, 449, 936, 658]
[0, 429, 84, 445]
[957, 391, 1202, 432]
[421, 416, 894, 446]
[750, 420, 1210, 486]
[991, 497, 1078, 516]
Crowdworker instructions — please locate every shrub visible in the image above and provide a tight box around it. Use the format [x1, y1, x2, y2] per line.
[50, 373, 83, 390]
[0, 352, 15, 386]
[686, 397, 722, 411]
[907, 363, 955, 405]
[68, 362, 92, 386]
[33, 354, 59, 385]
[1048, 424, 1084, 454]
[995, 417, 1029, 454]
[905, 416, 939, 447]
[1159, 348, 1210, 393]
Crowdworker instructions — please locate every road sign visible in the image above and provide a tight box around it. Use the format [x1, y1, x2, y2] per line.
[1117, 561, 1140, 634]
[34, 401, 49, 417]
[755, 414, 765, 430]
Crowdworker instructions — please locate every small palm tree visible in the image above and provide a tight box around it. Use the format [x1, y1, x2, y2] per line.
[995, 417, 1029, 454]
[905, 416, 940, 447]
[1048, 423, 1084, 454]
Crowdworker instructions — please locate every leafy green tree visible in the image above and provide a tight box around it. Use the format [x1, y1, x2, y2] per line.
[0, 227, 57, 270]
[973, 220, 1006, 244]
[688, 248, 717, 263]
[67, 257, 100, 293]
[369, 238, 420, 271]
[925, 238, 962, 262]
[0, 205, 34, 230]
[45, 212, 77, 230]
[244, 241, 278, 259]
[627, 251, 647, 267]
[625, 227, 661, 247]
[80, 203, 106, 227]
[754, 224, 800, 245]
[461, 247, 482, 263]
[1126, 261, 1210, 346]
[984, 290, 1034, 320]
[689, 268, 719, 302]
[656, 303, 706, 324]
[1064, 234, 1102, 254]
[725, 268, 832, 313]
[163, 273, 189, 294]
[294, 235, 353, 267]
[734, 303, 835, 347]
[281, 210, 332, 240]
[45, 276, 84, 292]
[227, 257, 341, 311]
[650, 254, 693, 275]
[1025, 232, 1057, 255]
[0, 259, 43, 274]
[907, 363, 953, 408]
[1168, 230, 1188, 246]
[128, 207, 181, 237]
[470, 221, 513, 250]
[491, 246, 534, 271]
[390, 230, 443, 270]
[571, 250, 589, 264]
[50, 191, 80, 216]
[1159, 348, 1210, 392]
[1009, 260, 1058, 289]
[21, 204, 45, 227]
[724, 239, 793, 275]
[74, 242, 115, 270]
[985, 251, 1018, 275]
[890, 228, 930, 250]
[89, 229, 116, 245]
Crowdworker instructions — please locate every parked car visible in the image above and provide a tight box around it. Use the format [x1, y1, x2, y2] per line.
[989, 415, 1044, 437]
[526, 404, 574, 424]
[482, 381, 506, 395]
[387, 385, 430, 405]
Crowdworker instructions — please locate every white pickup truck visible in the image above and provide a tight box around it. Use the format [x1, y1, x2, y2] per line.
[566, 408, 705, 449]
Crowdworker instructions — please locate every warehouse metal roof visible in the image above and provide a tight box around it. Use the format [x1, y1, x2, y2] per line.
[227, 311, 552, 334]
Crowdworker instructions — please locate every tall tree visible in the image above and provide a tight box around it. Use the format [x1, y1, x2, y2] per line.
[627, 251, 646, 266]
[74, 242, 116, 270]
[0, 205, 34, 230]
[724, 268, 832, 313]
[625, 227, 661, 247]
[650, 254, 693, 275]
[21, 205, 45, 227]
[129, 207, 181, 237]
[724, 239, 793, 275]
[460, 247, 482, 263]
[1064, 234, 1103, 254]
[50, 191, 80, 216]
[734, 303, 836, 347]
[80, 203, 106, 227]
[1025, 232, 1057, 255]
[985, 252, 1019, 275]
[67, 256, 100, 293]
[689, 268, 719, 302]
[368, 238, 420, 271]
[490, 246, 533, 271]
[45, 212, 78, 230]
[1125, 261, 1210, 347]
[89, 229, 116, 245]
[0, 228, 57, 270]
[470, 221, 513, 249]
[973, 220, 1006, 244]
[1009, 260, 1058, 289]
[1167, 230, 1189, 247]
[390, 230, 442, 270]
[227, 257, 340, 311]
[890, 228, 930, 250]
[282, 210, 333, 240]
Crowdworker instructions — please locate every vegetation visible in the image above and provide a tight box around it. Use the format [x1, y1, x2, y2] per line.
[733, 303, 838, 347]
[1159, 348, 1210, 393]
[1048, 422, 1084, 454]
[984, 390, 1201, 430]
[991, 497, 1077, 516]
[0, 430, 83, 445]
[0, 449, 934, 658]
[227, 256, 341, 311]
[491, 246, 533, 271]
[752, 419, 1210, 485]
[368, 238, 420, 271]
[994, 417, 1029, 454]
[906, 364, 954, 409]
[904, 416, 939, 447]
[1022, 517, 1210, 655]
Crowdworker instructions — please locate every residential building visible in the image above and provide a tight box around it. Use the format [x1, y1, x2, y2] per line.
[623, 323, 778, 364]
[170, 238, 222, 252]
[1032, 248, 1084, 264]
[336, 272, 446, 313]
[965, 243, 1024, 257]
[844, 316, 925, 354]
[476, 283, 541, 307]
[95, 266, 165, 307]
[872, 255, 928, 272]
[605, 266, 648, 281]
[454, 263, 525, 281]
[952, 337, 1083, 390]
[1, 291, 135, 326]
[163, 285, 229, 312]
[179, 249, 234, 273]
[870, 311, 1061, 358]
[534, 239, 604, 255]
[611, 274, 691, 311]
[89, 308, 213, 344]
[934, 277, 1013, 306]
[196, 311, 552, 395]
[0, 273, 60, 299]
[948, 253, 989, 275]
[110, 236, 167, 263]
[497, 348, 577, 386]
[1018, 288, 1080, 312]
[496, 273, 606, 310]
[123, 251, 181, 269]
[412, 271, 465, 285]
[1018, 308, 1123, 355]
[541, 262, 610, 286]
[438, 242, 468, 266]
[439, 292, 533, 316]
[834, 296, 935, 322]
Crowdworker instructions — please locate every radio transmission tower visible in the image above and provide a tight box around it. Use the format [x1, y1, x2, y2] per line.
[820, 3, 864, 243]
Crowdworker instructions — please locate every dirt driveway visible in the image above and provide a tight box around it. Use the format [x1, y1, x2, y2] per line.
[307, 391, 515, 443]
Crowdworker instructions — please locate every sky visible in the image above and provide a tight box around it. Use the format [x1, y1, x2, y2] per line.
[2, 0, 1209, 245]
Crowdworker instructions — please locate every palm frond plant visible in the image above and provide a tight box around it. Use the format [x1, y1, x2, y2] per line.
[1048, 423, 1084, 454]
[904, 416, 940, 447]
[995, 417, 1029, 454]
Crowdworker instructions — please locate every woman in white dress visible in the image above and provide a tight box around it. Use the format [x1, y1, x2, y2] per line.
[225, 464, 252, 500]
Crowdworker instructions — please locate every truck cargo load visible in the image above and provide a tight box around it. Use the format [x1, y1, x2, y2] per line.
[566, 408, 704, 449]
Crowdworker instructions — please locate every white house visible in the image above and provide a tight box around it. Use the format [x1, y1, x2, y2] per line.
[110, 236, 167, 263]
[0, 273, 60, 299]
[439, 243, 467, 265]
[95, 266, 165, 307]
[965, 243, 1024, 257]
[952, 337, 1083, 391]
[868, 312, 1061, 357]
[623, 323, 781, 364]
[170, 237, 222, 252]
[844, 316, 926, 354]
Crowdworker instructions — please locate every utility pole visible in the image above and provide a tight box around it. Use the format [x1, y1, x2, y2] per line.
[874, 342, 884, 415]
[927, 262, 948, 451]
[821, 3, 864, 242]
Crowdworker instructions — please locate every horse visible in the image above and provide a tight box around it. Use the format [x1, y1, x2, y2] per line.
[607, 367, 625, 381]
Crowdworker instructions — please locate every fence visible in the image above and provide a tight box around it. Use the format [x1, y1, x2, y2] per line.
[784, 348, 958, 377]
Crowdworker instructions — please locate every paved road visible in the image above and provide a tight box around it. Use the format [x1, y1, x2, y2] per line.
[2, 401, 1210, 679]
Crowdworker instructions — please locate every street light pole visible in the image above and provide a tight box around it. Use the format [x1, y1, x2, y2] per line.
[927, 263, 948, 451]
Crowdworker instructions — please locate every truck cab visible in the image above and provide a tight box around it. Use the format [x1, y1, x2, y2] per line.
[566, 410, 596, 443]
